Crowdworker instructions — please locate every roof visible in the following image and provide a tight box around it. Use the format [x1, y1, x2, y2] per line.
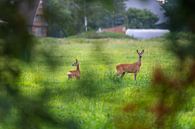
[102, 26, 126, 34]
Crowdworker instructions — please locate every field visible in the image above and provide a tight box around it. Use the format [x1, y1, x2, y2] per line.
[16, 37, 194, 129]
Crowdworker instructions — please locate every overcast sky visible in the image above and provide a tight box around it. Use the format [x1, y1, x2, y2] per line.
[125, 0, 167, 24]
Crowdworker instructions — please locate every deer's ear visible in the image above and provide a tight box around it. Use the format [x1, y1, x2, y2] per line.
[137, 50, 139, 53]
[76, 59, 78, 62]
[142, 50, 144, 54]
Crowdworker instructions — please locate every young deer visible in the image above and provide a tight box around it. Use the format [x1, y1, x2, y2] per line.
[67, 59, 80, 79]
[116, 50, 144, 80]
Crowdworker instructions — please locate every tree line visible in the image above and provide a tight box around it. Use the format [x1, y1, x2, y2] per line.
[45, 0, 159, 37]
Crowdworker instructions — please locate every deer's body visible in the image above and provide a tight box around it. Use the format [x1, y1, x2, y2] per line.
[116, 50, 144, 80]
[116, 62, 141, 74]
[67, 59, 80, 79]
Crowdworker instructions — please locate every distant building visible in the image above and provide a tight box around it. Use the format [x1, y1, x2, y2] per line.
[100, 26, 126, 34]
[19, 0, 47, 37]
[32, 0, 47, 37]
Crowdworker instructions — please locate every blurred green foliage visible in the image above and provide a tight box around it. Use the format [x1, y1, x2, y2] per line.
[162, 0, 195, 32]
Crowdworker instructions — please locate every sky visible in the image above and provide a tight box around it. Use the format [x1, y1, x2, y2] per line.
[125, 0, 167, 24]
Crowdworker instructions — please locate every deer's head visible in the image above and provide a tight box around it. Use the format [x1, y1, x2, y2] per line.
[72, 59, 79, 66]
[137, 50, 144, 59]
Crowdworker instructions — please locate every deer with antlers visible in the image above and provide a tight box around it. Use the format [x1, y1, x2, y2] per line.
[116, 50, 144, 80]
[67, 59, 80, 79]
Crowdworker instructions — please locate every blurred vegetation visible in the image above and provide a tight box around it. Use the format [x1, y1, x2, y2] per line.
[162, 0, 195, 32]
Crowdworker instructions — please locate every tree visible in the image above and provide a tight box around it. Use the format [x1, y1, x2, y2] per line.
[45, 0, 82, 37]
[161, 0, 195, 32]
[126, 8, 158, 28]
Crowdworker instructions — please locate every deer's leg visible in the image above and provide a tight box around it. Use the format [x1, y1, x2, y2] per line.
[116, 71, 121, 76]
[121, 72, 125, 78]
[134, 73, 137, 80]
[68, 75, 72, 79]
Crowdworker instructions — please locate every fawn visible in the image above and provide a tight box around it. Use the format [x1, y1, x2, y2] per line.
[116, 50, 144, 80]
[67, 59, 80, 79]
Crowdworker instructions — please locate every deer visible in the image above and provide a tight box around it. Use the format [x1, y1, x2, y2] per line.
[67, 59, 80, 79]
[116, 50, 144, 80]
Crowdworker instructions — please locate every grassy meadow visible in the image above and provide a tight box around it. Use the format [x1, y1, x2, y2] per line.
[16, 37, 194, 129]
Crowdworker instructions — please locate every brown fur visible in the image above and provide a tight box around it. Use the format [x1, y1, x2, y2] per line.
[116, 50, 144, 80]
[67, 59, 80, 79]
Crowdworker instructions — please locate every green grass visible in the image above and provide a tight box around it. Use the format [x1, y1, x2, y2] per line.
[17, 37, 194, 129]
[69, 31, 132, 39]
